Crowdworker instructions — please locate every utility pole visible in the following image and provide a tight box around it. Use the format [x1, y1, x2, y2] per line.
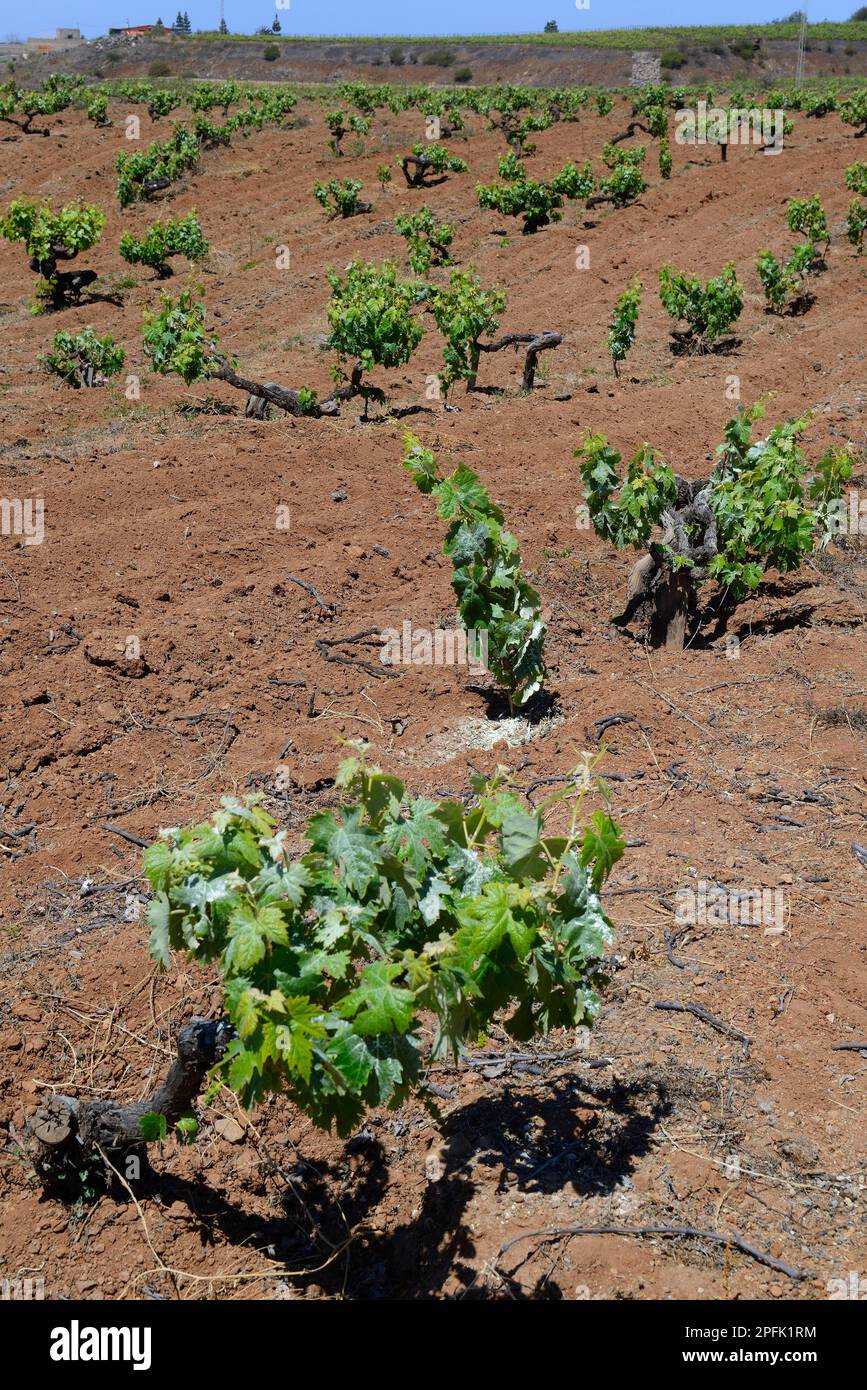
[795, 7, 808, 87]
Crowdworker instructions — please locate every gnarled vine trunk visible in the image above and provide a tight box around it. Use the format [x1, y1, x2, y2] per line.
[400, 153, 447, 188]
[609, 119, 654, 145]
[1, 112, 51, 136]
[25, 1018, 231, 1186]
[30, 245, 97, 310]
[614, 476, 718, 650]
[211, 357, 363, 420]
[469, 331, 562, 392]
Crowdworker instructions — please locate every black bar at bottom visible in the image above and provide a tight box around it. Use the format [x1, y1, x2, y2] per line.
[1, 1295, 858, 1376]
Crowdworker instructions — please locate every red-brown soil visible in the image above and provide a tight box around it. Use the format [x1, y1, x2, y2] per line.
[0, 95, 865, 1301]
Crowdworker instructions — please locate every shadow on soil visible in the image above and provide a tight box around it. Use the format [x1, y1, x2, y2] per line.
[139, 1069, 671, 1299]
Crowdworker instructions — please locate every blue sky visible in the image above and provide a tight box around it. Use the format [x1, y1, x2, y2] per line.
[7, 1, 857, 43]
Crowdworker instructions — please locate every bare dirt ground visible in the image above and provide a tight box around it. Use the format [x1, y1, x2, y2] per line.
[0, 94, 865, 1301]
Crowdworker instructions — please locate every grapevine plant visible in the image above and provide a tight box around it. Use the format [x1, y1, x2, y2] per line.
[325, 260, 423, 416]
[85, 91, 111, 127]
[576, 403, 855, 649]
[142, 289, 324, 418]
[136, 89, 296, 155]
[334, 80, 381, 116]
[592, 144, 647, 208]
[492, 108, 552, 158]
[848, 201, 867, 253]
[431, 270, 506, 393]
[25, 746, 624, 1172]
[313, 179, 371, 219]
[786, 195, 830, 264]
[593, 161, 645, 208]
[115, 128, 200, 208]
[607, 278, 641, 377]
[403, 433, 547, 712]
[848, 161, 867, 193]
[147, 90, 182, 122]
[394, 207, 455, 274]
[192, 115, 233, 148]
[840, 91, 867, 137]
[846, 162, 867, 253]
[190, 80, 241, 116]
[756, 242, 818, 314]
[658, 262, 744, 353]
[804, 92, 837, 119]
[400, 144, 468, 188]
[477, 160, 593, 234]
[0, 198, 105, 312]
[632, 83, 669, 117]
[429, 269, 560, 395]
[119, 211, 208, 278]
[497, 150, 524, 181]
[324, 109, 369, 156]
[42, 327, 125, 388]
[0, 75, 81, 136]
[143, 263, 425, 420]
[142, 290, 218, 384]
[641, 104, 669, 139]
